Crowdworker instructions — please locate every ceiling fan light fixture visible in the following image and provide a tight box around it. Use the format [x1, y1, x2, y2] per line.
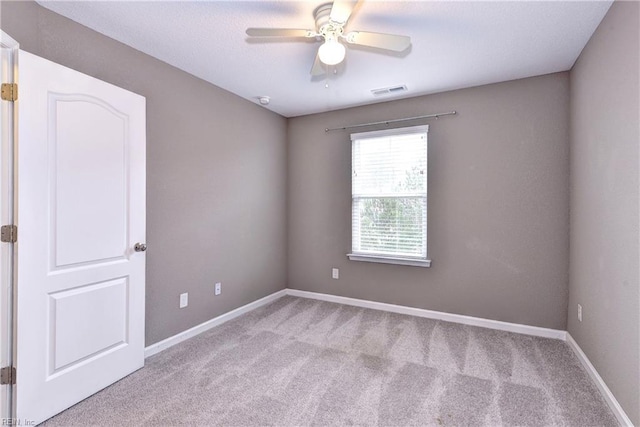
[318, 38, 346, 65]
[246, 0, 412, 76]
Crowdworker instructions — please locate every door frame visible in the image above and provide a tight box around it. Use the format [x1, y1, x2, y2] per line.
[0, 29, 19, 422]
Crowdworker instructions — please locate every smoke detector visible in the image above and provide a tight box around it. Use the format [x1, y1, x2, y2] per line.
[258, 96, 270, 105]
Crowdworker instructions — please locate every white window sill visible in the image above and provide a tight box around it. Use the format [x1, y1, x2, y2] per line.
[347, 254, 432, 268]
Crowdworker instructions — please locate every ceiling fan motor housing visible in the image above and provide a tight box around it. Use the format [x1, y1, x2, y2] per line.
[314, 3, 333, 30]
[314, 3, 344, 40]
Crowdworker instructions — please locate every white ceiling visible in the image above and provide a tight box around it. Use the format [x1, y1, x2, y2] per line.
[37, 1, 612, 118]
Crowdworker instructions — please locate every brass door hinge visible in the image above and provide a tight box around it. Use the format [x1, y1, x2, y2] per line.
[1, 83, 17, 101]
[0, 366, 15, 385]
[1, 225, 17, 243]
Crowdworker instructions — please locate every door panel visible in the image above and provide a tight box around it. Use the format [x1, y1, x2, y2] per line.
[16, 50, 146, 425]
[52, 95, 128, 268]
[49, 277, 128, 373]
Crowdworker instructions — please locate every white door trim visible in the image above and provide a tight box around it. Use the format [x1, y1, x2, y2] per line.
[0, 29, 19, 422]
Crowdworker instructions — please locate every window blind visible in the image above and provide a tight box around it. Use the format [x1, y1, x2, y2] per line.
[351, 125, 428, 260]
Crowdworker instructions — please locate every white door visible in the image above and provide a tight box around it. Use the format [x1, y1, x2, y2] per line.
[16, 50, 146, 425]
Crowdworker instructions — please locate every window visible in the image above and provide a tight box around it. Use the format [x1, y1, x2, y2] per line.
[348, 125, 431, 267]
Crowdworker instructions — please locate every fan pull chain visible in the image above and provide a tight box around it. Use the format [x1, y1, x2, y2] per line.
[324, 65, 340, 88]
[325, 65, 330, 88]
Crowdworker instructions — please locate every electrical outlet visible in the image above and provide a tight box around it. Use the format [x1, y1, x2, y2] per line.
[215, 282, 221, 296]
[332, 268, 339, 279]
[180, 292, 188, 308]
[578, 304, 582, 322]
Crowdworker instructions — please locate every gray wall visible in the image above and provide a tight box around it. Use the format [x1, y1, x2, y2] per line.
[4, 3, 636, 420]
[288, 73, 570, 330]
[568, 1, 640, 424]
[1, 1, 288, 345]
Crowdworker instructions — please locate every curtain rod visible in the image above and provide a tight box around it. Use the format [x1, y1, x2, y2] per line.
[324, 111, 457, 132]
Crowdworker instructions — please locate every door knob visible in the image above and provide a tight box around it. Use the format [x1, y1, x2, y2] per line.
[134, 243, 147, 252]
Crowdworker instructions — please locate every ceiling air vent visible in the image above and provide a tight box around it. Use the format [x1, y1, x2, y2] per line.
[371, 85, 408, 96]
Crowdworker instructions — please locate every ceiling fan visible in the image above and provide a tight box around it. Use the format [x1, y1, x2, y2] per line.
[246, 0, 411, 76]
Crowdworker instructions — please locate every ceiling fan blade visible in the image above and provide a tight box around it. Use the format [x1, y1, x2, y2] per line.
[246, 28, 315, 38]
[310, 53, 325, 76]
[330, 0, 359, 24]
[344, 31, 411, 52]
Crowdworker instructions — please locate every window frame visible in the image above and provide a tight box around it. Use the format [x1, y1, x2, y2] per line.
[347, 125, 431, 268]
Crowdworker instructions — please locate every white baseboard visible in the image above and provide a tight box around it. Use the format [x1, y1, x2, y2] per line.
[146, 287, 566, 359]
[144, 288, 630, 426]
[144, 289, 567, 358]
[145, 287, 565, 360]
[566, 333, 633, 426]
[285, 289, 567, 340]
[144, 289, 287, 358]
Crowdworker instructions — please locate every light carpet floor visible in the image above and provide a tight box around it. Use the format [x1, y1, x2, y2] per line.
[44, 296, 617, 426]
